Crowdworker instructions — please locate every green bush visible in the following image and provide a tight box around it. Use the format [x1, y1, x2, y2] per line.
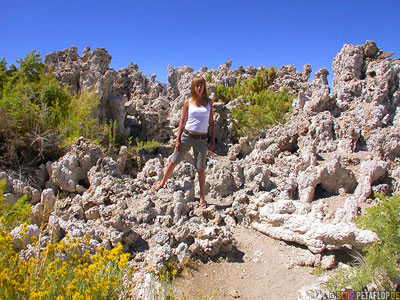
[0, 51, 105, 167]
[232, 90, 292, 135]
[0, 180, 31, 231]
[215, 66, 278, 104]
[128, 137, 160, 156]
[0, 58, 8, 98]
[205, 72, 213, 83]
[57, 90, 103, 148]
[16, 50, 44, 83]
[327, 194, 400, 291]
[214, 66, 292, 136]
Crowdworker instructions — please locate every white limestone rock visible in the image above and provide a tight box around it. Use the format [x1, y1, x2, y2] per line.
[11, 224, 40, 251]
[49, 138, 103, 192]
[297, 168, 320, 203]
[297, 284, 330, 300]
[194, 225, 234, 256]
[319, 156, 357, 195]
[354, 159, 389, 201]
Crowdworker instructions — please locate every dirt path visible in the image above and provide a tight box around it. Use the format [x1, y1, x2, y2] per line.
[173, 225, 318, 300]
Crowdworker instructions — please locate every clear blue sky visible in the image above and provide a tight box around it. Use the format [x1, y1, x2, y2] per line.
[2, 0, 399, 84]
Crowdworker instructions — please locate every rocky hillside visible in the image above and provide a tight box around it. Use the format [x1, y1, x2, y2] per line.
[2, 41, 400, 298]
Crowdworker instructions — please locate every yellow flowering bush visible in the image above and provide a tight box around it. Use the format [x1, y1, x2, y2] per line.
[157, 260, 179, 300]
[0, 230, 134, 299]
[0, 180, 135, 299]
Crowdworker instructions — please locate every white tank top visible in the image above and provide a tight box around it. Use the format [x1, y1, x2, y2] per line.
[185, 101, 210, 133]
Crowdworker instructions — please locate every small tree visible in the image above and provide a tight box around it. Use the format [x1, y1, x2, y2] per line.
[16, 50, 44, 83]
[0, 58, 8, 98]
[231, 90, 292, 136]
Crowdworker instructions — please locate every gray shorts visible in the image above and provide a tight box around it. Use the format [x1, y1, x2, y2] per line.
[170, 132, 208, 171]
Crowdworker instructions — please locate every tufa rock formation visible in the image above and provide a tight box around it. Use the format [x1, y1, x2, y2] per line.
[1, 40, 399, 298]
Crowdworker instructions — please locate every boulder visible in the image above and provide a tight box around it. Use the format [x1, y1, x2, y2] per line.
[49, 138, 103, 192]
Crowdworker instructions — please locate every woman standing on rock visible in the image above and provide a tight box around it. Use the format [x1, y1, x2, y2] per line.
[152, 76, 215, 209]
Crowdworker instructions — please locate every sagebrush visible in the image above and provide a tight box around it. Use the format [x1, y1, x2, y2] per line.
[327, 194, 400, 291]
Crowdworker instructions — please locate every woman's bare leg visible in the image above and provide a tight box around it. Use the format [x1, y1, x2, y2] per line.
[198, 170, 207, 208]
[152, 161, 177, 191]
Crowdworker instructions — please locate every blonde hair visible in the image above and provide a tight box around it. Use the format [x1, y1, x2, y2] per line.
[190, 76, 209, 101]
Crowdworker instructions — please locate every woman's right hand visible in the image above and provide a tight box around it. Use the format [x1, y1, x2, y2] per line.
[175, 139, 181, 151]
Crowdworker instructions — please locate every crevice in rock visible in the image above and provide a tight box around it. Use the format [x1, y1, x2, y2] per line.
[286, 241, 310, 250]
[78, 179, 89, 189]
[314, 184, 335, 200]
[355, 134, 368, 152]
[133, 236, 150, 252]
[336, 248, 363, 267]
[360, 64, 367, 80]
[103, 197, 112, 206]
[290, 144, 299, 154]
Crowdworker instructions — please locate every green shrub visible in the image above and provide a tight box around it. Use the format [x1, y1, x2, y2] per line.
[100, 121, 160, 158]
[2, 71, 71, 133]
[0, 58, 8, 98]
[245, 66, 277, 94]
[215, 66, 278, 104]
[214, 66, 291, 136]
[0, 180, 31, 231]
[57, 90, 103, 148]
[205, 72, 213, 83]
[327, 194, 400, 291]
[16, 50, 44, 83]
[231, 90, 293, 136]
[0, 51, 106, 166]
[128, 137, 160, 156]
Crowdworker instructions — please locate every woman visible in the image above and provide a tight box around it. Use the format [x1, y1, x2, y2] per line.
[153, 76, 215, 209]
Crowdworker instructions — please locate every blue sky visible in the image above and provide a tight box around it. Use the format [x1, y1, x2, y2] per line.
[2, 0, 400, 84]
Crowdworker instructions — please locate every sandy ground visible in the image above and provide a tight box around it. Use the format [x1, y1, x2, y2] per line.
[173, 225, 318, 300]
